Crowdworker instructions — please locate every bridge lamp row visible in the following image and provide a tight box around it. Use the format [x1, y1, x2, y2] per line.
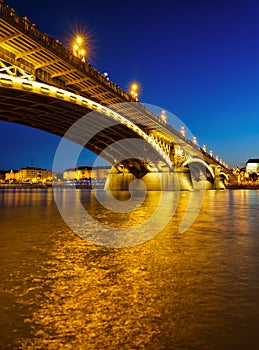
[202, 147, 228, 168]
[180, 126, 198, 143]
[178, 125, 228, 168]
[201, 146, 227, 168]
[179, 126, 202, 150]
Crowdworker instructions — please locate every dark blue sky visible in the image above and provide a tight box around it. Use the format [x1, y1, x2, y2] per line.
[1, 0, 259, 170]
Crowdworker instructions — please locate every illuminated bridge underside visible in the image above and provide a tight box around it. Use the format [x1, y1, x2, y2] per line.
[0, 75, 230, 187]
[0, 75, 173, 175]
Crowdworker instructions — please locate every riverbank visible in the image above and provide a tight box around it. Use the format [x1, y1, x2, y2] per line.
[0, 183, 51, 189]
[226, 183, 259, 189]
[1, 182, 259, 190]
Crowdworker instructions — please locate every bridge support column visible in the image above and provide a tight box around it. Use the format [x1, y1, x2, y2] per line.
[192, 179, 215, 190]
[214, 176, 226, 190]
[213, 166, 226, 190]
[105, 168, 194, 191]
[175, 169, 193, 191]
[105, 168, 227, 191]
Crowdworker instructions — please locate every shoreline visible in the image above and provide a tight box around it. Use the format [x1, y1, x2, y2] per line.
[226, 184, 259, 190]
[1, 184, 259, 190]
[0, 184, 51, 189]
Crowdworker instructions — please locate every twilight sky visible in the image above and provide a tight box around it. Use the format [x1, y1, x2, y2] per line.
[1, 0, 259, 170]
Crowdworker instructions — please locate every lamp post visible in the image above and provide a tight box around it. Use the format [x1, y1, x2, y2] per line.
[160, 110, 167, 123]
[130, 83, 139, 100]
[73, 35, 86, 62]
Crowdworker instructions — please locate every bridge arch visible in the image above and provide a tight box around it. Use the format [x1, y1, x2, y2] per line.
[0, 73, 173, 169]
[219, 171, 229, 181]
[182, 157, 215, 179]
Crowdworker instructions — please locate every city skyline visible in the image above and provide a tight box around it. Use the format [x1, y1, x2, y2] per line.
[1, 0, 259, 170]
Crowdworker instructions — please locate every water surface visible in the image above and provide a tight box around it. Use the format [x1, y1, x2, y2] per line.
[1, 189, 259, 349]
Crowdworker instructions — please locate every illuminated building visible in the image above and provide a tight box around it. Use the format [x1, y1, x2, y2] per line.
[63, 166, 110, 181]
[63, 166, 91, 181]
[246, 159, 259, 175]
[0, 170, 5, 183]
[5, 169, 19, 182]
[5, 167, 52, 183]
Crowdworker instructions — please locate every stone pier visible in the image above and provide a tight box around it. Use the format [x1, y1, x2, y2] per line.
[105, 167, 226, 191]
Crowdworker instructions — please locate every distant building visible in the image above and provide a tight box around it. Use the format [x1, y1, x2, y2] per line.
[5, 169, 19, 182]
[246, 159, 259, 175]
[63, 168, 76, 181]
[63, 166, 91, 181]
[91, 166, 111, 180]
[0, 170, 5, 183]
[5, 167, 52, 183]
[63, 166, 110, 181]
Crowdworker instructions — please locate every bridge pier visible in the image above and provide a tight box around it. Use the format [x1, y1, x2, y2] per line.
[105, 167, 226, 191]
[176, 169, 193, 191]
[105, 168, 194, 191]
[213, 166, 226, 190]
[192, 179, 215, 190]
[214, 175, 226, 190]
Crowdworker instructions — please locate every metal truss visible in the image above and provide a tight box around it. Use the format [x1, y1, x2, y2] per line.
[0, 60, 35, 80]
[149, 133, 171, 157]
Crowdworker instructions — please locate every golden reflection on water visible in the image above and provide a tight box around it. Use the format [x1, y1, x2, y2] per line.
[1, 189, 259, 349]
[82, 190, 162, 227]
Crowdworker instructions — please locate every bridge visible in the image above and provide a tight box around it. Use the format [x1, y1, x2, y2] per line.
[0, 2, 230, 190]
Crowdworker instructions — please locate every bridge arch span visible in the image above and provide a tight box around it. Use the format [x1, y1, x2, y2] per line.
[0, 73, 173, 169]
[182, 157, 215, 179]
[219, 171, 229, 181]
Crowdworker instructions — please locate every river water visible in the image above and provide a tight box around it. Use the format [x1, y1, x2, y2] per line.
[1, 188, 259, 349]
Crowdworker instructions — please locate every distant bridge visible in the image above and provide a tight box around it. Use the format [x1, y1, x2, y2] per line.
[0, 2, 230, 190]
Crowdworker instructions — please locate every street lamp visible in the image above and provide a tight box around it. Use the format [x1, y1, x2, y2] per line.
[73, 35, 86, 62]
[180, 126, 186, 137]
[130, 82, 139, 100]
[160, 110, 167, 123]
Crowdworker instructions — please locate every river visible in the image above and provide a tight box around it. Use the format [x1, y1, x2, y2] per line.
[1, 189, 259, 349]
